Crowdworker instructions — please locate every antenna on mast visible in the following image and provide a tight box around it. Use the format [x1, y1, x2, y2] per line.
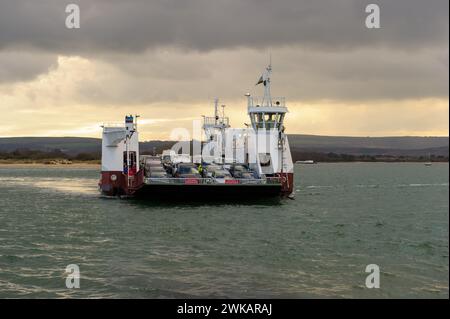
[214, 98, 219, 124]
[221, 104, 226, 120]
[264, 56, 272, 107]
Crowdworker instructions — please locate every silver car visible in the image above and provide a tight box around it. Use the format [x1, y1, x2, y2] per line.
[211, 169, 235, 184]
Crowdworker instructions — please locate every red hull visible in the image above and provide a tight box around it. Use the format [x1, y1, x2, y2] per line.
[99, 170, 144, 196]
[276, 172, 294, 196]
[99, 170, 294, 197]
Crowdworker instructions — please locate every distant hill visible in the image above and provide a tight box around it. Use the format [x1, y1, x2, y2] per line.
[0, 135, 448, 157]
[286, 135, 449, 157]
[0, 137, 101, 155]
[287, 134, 448, 150]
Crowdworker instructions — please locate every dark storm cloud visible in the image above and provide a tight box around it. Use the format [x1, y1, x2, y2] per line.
[0, 0, 447, 101]
[0, 0, 447, 53]
[0, 51, 57, 83]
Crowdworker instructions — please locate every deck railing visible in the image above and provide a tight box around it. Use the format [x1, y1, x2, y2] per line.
[102, 123, 126, 128]
[203, 116, 229, 127]
[248, 97, 285, 108]
[144, 177, 281, 185]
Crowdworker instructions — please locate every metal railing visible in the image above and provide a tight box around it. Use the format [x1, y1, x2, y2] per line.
[144, 177, 281, 185]
[102, 123, 126, 128]
[248, 97, 286, 108]
[203, 116, 230, 127]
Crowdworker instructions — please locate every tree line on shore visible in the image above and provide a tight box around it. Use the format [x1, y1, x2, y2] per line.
[0, 148, 448, 163]
[290, 151, 448, 163]
[0, 149, 100, 162]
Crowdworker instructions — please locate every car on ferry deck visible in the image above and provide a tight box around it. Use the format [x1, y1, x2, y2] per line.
[203, 164, 222, 178]
[229, 164, 257, 179]
[149, 170, 169, 178]
[173, 163, 202, 179]
[211, 169, 235, 184]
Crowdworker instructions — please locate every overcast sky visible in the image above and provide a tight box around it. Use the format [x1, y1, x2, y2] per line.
[0, 0, 448, 139]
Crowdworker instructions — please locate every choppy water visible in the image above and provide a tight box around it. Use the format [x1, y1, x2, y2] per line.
[0, 163, 448, 298]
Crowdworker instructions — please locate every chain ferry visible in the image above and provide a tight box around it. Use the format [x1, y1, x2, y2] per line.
[98, 64, 294, 199]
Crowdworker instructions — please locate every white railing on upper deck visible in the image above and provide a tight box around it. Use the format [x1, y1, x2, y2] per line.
[248, 97, 285, 108]
[102, 123, 126, 128]
[203, 116, 230, 127]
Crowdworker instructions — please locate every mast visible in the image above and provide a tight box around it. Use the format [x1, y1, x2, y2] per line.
[262, 63, 272, 107]
[214, 98, 219, 125]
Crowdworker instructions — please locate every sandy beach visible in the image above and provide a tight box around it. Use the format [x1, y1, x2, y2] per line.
[0, 162, 100, 169]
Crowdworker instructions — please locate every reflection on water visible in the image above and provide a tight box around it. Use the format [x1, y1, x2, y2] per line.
[0, 163, 448, 298]
[127, 196, 283, 209]
[0, 176, 97, 196]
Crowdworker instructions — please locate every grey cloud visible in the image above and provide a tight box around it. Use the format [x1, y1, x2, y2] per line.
[0, 0, 447, 101]
[66, 47, 448, 106]
[276, 47, 449, 100]
[0, 50, 58, 83]
[0, 0, 447, 53]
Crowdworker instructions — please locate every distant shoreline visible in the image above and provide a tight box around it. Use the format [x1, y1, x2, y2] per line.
[0, 161, 100, 169]
[0, 160, 447, 170]
[295, 161, 449, 164]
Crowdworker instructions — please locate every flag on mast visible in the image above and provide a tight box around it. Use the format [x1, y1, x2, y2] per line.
[256, 75, 267, 86]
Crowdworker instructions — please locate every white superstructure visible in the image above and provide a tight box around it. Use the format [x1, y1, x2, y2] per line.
[101, 115, 140, 174]
[201, 63, 294, 178]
